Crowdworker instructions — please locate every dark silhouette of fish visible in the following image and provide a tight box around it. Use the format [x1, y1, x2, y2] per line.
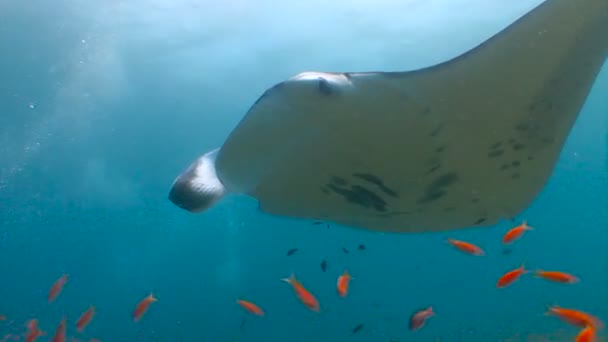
[312, 221, 323, 225]
[502, 248, 513, 255]
[352, 323, 364, 334]
[239, 318, 246, 331]
[358, 244, 366, 251]
[286, 248, 298, 256]
[320, 259, 327, 272]
[342, 247, 350, 254]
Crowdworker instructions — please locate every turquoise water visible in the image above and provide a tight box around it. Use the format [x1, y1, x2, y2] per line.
[0, 0, 606, 341]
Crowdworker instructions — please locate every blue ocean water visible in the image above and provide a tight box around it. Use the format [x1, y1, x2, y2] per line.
[0, 0, 606, 341]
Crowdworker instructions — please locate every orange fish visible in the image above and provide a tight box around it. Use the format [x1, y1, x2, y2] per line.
[446, 238, 485, 256]
[50, 316, 66, 342]
[502, 220, 533, 244]
[534, 270, 579, 284]
[25, 329, 43, 342]
[26, 319, 39, 332]
[546, 305, 604, 329]
[281, 273, 320, 313]
[48, 274, 69, 303]
[409, 306, 435, 331]
[133, 293, 158, 322]
[497, 264, 528, 288]
[575, 325, 597, 342]
[0, 315, 5, 321]
[336, 270, 352, 298]
[236, 300, 264, 316]
[25, 319, 43, 342]
[76, 305, 96, 332]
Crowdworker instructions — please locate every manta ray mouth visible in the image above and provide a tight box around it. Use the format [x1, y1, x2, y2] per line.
[169, 149, 227, 213]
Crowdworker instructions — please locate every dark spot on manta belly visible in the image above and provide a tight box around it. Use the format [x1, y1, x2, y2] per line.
[326, 182, 388, 212]
[426, 157, 440, 167]
[474, 217, 487, 224]
[511, 161, 521, 167]
[500, 164, 511, 171]
[429, 172, 459, 189]
[513, 143, 526, 150]
[488, 150, 504, 158]
[417, 190, 446, 204]
[490, 141, 503, 149]
[352, 173, 381, 184]
[426, 164, 441, 174]
[511, 173, 521, 179]
[436, 146, 446, 153]
[330, 176, 348, 186]
[429, 124, 444, 137]
[352, 173, 399, 198]
[417, 172, 459, 204]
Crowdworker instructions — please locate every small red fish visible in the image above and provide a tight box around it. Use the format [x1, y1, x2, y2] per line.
[546, 305, 604, 329]
[0, 315, 5, 321]
[76, 305, 96, 332]
[26, 319, 38, 331]
[497, 264, 528, 288]
[25, 319, 43, 342]
[51, 316, 66, 342]
[575, 325, 597, 342]
[133, 293, 158, 322]
[446, 238, 485, 256]
[236, 300, 264, 316]
[25, 329, 43, 342]
[502, 220, 533, 244]
[281, 273, 320, 313]
[534, 270, 579, 284]
[48, 274, 69, 303]
[336, 270, 352, 298]
[409, 306, 435, 331]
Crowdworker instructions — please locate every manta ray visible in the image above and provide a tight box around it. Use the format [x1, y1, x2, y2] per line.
[168, 0, 608, 233]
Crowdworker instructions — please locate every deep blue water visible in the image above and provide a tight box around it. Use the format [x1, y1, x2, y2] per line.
[0, 0, 606, 341]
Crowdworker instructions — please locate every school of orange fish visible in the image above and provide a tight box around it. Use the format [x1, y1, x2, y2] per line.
[446, 221, 604, 341]
[0, 220, 604, 341]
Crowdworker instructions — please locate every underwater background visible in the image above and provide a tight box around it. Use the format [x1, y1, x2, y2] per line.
[0, 0, 606, 341]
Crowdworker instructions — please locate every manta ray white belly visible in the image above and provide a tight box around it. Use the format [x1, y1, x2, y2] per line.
[169, 0, 608, 233]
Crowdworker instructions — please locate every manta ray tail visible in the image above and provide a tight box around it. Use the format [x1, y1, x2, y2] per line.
[168, 149, 227, 213]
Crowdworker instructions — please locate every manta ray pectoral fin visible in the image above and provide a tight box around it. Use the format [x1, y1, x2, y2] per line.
[169, 148, 228, 213]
